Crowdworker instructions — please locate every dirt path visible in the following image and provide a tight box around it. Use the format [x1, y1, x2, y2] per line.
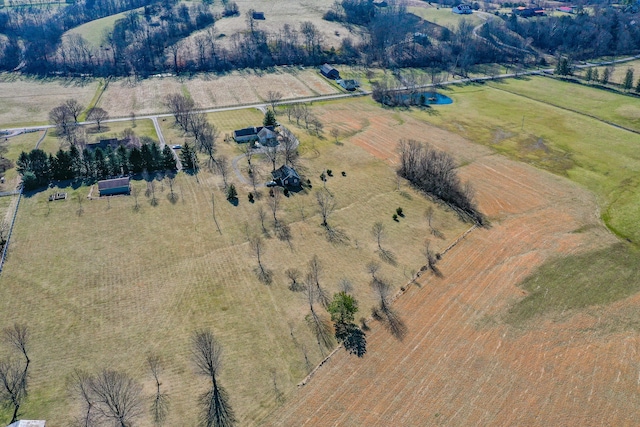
[263, 123, 631, 426]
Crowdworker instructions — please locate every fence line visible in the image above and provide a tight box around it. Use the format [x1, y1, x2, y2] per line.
[0, 190, 22, 274]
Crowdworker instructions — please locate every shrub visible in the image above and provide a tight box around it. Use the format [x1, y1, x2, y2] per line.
[327, 169, 333, 176]
[248, 192, 254, 202]
[341, 171, 346, 177]
[226, 184, 237, 200]
[283, 188, 289, 197]
[392, 214, 398, 221]
[396, 207, 403, 216]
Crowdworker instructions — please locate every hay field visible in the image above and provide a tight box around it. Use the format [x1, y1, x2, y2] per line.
[63, 9, 135, 47]
[267, 90, 640, 427]
[575, 59, 640, 86]
[0, 76, 99, 127]
[405, 79, 640, 244]
[98, 69, 339, 117]
[211, 0, 354, 50]
[0, 110, 467, 425]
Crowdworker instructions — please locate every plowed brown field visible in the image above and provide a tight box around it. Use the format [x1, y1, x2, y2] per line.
[265, 104, 636, 426]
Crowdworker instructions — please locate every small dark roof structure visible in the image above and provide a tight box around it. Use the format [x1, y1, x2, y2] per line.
[234, 127, 258, 137]
[98, 177, 130, 196]
[337, 79, 360, 91]
[271, 165, 300, 187]
[86, 138, 119, 151]
[233, 125, 276, 142]
[320, 63, 340, 80]
[252, 11, 265, 19]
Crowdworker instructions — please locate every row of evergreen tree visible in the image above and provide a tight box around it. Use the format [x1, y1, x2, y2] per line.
[17, 143, 177, 191]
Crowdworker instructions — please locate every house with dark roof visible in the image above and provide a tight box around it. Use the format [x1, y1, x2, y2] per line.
[258, 127, 278, 146]
[452, 4, 472, 14]
[512, 6, 544, 17]
[86, 138, 119, 151]
[233, 126, 276, 143]
[320, 63, 340, 80]
[271, 165, 300, 187]
[337, 79, 360, 91]
[98, 177, 130, 196]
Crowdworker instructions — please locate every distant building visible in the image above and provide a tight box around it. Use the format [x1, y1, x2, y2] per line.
[233, 126, 276, 143]
[320, 63, 340, 80]
[98, 177, 130, 196]
[557, 6, 574, 13]
[252, 11, 265, 19]
[452, 4, 472, 14]
[337, 79, 360, 91]
[512, 6, 544, 17]
[272, 165, 301, 187]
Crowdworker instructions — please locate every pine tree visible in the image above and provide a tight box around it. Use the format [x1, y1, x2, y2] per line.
[162, 145, 177, 171]
[623, 68, 634, 91]
[585, 67, 593, 82]
[263, 109, 277, 127]
[601, 67, 610, 84]
[180, 142, 198, 171]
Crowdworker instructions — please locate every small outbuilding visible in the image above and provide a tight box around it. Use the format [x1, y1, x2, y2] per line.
[452, 4, 472, 14]
[98, 177, 130, 196]
[320, 63, 340, 80]
[272, 165, 300, 187]
[252, 11, 265, 19]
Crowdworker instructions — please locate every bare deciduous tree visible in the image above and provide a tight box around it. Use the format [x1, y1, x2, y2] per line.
[371, 222, 385, 250]
[250, 236, 272, 284]
[370, 275, 407, 340]
[164, 93, 195, 132]
[148, 355, 169, 426]
[285, 268, 303, 292]
[81, 369, 144, 427]
[264, 145, 279, 172]
[216, 155, 230, 189]
[307, 255, 329, 308]
[266, 91, 282, 111]
[315, 190, 335, 229]
[87, 107, 109, 132]
[304, 281, 334, 354]
[268, 187, 281, 227]
[280, 130, 298, 167]
[0, 324, 30, 424]
[422, 240, 442, 278]
[192, 330, 236, 427]
[65, 99, 84, 123]
[257, 206, 269, 236]
[330, 128, 339, 143]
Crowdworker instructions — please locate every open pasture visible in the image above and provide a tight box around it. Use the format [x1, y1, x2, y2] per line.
[267, 92, 640, 427]
[0, 76, 99, 128]
[0, 112, 467, 425]
[400, 78, 640, 244]
[408, 5, 483, 29]
[63, 9, 136, 48]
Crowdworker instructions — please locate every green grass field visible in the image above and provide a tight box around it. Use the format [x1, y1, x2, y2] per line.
[64, 9, 138, 47]
[410, 78, 640, 244]
[0, 113, 466, 425]
[408, 6, 483, 29]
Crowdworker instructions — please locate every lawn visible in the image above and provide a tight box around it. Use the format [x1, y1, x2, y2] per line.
[407, 79, 640, 244]
[0, 109, 467, 425]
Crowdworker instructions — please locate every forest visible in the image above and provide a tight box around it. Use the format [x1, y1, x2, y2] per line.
[0, 0, 638, 77]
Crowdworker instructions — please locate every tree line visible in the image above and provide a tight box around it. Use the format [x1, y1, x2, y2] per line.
[397, 139, 483, 225]
[0, 0, 526, 77]
[17, 141, 177, 190]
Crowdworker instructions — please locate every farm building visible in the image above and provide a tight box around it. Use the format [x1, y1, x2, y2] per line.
[258, 127, 278, 146]
[320, 64, 340, 80]
[337, 79, 360, 91]
[452, 4, 472, 14]
[233, 126, 276, 143]
[557, 6, 575, 13]
[512, 6, 544, 16]
[272, 165, 300, 187]
[98, 177, 130, 196]
[252, 11, 265, 19]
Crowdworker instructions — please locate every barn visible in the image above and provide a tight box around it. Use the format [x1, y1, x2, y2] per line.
[98, 177, 130, 196]
[320, 63, 340, 80]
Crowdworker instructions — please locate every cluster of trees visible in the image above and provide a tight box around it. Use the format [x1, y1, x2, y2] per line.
[17, 142, 176, 190]
[397, 139, 483, 224]
[49, 99, 109, 145]
[506, 8, 640, 59]
[2, 0, 510, 77]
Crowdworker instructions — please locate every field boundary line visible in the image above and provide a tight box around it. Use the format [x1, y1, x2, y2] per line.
[296, 223, 478, 388]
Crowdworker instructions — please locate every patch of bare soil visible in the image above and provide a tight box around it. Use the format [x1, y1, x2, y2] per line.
[264, 114, 634, 426]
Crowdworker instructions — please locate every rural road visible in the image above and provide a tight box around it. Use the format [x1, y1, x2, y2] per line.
[2, 53, 639, 137]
